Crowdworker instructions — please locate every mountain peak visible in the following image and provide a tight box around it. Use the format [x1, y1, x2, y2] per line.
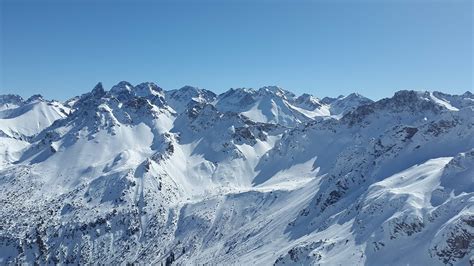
[0, 94, 24, 105]
[392, 90, 422, 100]
[223, 87, 256, 96]
[258, 86, 295, 99]
[389, 90, 445, 111]
[294, 93, 323, 110]
[165, 85, 216, 113]
[110, 81, 133, 94]
[25, 94, 44, 103]
[91, 82, 105, 96]
[296, 93, 319, 102]
[134, 82, 164, 97]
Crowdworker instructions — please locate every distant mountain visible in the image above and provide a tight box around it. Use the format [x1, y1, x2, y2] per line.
[0, 82, 472, 265]
[0, 94, 69, 138]
[165, 85, 216, 113]
[214, 86, 373, 126]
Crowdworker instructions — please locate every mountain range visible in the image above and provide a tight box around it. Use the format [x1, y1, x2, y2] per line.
[0, 82, 473, 265]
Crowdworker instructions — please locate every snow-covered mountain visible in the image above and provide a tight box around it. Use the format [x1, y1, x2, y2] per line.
[0, 82, 472, 265]
[0, 94, 70, 139]
[214, 86, 373, 126]
[165, 85, 216, 113]
[0, 94, 70, 166]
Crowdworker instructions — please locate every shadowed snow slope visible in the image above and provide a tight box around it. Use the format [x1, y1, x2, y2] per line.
[0, 83, 472, 265]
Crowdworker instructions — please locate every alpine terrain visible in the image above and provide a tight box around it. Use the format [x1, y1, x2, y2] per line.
[0, 82, 472, 265]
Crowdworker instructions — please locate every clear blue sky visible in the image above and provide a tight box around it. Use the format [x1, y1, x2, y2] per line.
[0, 0, 472, 100]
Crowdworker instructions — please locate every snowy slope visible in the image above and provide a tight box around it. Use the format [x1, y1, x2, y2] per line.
[0, 83, 472, 265]
[0, 95, 69, 166]
[0, 95, 69, 139]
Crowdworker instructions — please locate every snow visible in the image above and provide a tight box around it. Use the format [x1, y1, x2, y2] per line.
[0, 137, 29, 166]
[430, 92, 459, 111]
[0, 101, 68, 138]
[289, 103, 331, 118]
[0, 84, 472, 265]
